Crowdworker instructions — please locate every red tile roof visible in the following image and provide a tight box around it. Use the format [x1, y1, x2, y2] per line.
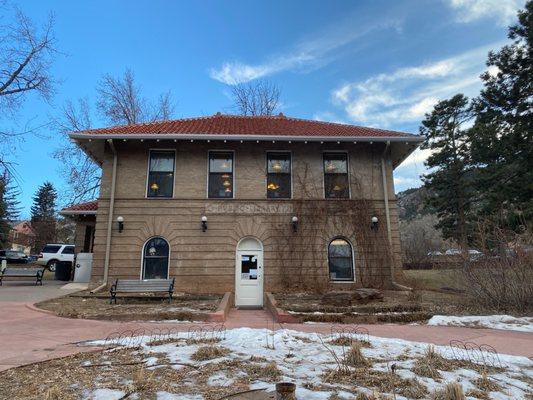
[72, 113, 417, 139]
[60, 200, 98, 213]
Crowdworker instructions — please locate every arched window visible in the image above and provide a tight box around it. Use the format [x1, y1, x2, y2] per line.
[142, 237, 169, 279]
[328, 238, 354, 281]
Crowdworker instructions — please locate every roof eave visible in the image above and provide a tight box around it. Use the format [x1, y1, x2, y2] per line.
[69, 132, 424, 143]
[59, 210, 97, 216]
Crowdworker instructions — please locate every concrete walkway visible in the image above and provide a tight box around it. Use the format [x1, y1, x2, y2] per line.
[0, 282, 531, 371]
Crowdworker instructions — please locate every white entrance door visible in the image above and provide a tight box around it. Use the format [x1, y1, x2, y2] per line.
[235, 237, 263, 307]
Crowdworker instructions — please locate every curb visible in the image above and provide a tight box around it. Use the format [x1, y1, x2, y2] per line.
[25, 303, 58, 316]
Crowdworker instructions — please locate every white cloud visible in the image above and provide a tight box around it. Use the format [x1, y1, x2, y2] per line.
[209, 20, 401, 85]
[400, 148, 433, 168]
[209, 53, 314, 85]
[331, 43, 503, 128]
[394, 175, 421, 187]
[446, 0, 523, 26]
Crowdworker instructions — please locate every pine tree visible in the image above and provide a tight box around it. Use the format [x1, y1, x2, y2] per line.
[421, 94, 475, 247]
[471, 1, 533, 228]
[30, 182, 57, 252]
[0, 173, 21, 248]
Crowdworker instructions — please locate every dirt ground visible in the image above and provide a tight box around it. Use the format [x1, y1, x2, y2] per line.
[36, 292, 222, 321]
[274, 289, 469, 324]
[274, 269, 476, 324]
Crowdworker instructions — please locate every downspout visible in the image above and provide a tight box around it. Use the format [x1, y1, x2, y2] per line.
[91, 139, 117, 293]
[380, 142, 411, 291]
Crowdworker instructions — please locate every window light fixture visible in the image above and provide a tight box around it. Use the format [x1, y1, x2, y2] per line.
[291, 216, 298, 233]
[117, 216, 124, 233]
[371, 216, 379, 231]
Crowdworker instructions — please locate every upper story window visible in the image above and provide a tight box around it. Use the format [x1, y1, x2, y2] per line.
[323, 153, 349, 199]
[267, 152, 291, 199]
[147, 150, 175, 198]
[208, 151, 233, 198]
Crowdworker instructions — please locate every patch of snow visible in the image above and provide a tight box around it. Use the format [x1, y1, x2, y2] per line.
[207, 372, 234, 387]
[157, 392, 203, 400]
[428, 315, 533, 332]
[89, 327, 533, 399]
[87, 388, 125, 400]
[147, 319, 204, 323]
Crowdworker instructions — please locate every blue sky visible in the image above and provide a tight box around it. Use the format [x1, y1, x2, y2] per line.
[2, 0, 525, 217]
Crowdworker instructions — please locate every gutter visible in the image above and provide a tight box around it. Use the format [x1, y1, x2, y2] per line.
[59, 211, 97, 216]
[380, 142, 411, 291]
[69, 132, 424, 143]
[91, 139, 118, 293]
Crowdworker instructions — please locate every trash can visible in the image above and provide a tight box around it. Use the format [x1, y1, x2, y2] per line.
[74, 253, 93, 283]
[55, 261, 72, 281]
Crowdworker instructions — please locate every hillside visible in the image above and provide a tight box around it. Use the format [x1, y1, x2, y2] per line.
[396, 186, 433, 220]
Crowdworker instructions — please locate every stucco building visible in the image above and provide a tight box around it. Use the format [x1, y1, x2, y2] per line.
[61, 114, 422, 307]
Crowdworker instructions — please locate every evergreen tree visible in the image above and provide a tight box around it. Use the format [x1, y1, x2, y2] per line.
[471, 1, 533, 228]
[30, 182, 57, 252]
[421, 94, 475, 247]
[0, 173, 21, 248]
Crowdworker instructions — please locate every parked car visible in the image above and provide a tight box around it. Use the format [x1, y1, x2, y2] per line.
[444, 248, 484, 261]
[36, 244, 75, 271]
[0, 250, 29, 264]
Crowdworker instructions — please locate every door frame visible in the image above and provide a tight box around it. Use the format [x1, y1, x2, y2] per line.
[235, 237, 264, 307]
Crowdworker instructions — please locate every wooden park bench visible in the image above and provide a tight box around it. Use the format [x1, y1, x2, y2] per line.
[0, 267, 45, 286]
[109, 278, 175, 304]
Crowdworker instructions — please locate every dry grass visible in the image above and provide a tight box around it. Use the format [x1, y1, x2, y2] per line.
[191, 345, 230, 361]
[403, 269, 458, 291]
[244, 361, 281, 381]
[329, 335, 372, 348]
[432, 381, 466, 400]
[185, 337, 221, 345]
[146, 338, 181, 346]
[345, 342, 370, 367]
[35, 293, 221, 322]
[355, 392, 392, 400]
[128, 367, 157, 393]
[412, 345, 448, 379]
[44, 386, 63, 400]
[465, 389, 490, 400]
[473, 371, 502, 393]
[323, 368, 428, 399]
[276, 289, 472, 322]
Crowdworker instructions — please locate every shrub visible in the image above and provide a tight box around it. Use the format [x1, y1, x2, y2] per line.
[458, 225, 533, 313]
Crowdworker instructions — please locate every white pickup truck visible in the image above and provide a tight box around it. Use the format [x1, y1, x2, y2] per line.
[36, 244, 75, 271]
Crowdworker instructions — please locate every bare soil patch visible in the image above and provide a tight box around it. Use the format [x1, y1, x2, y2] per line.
[35, 292, 222, 321]
[274, 289, 467, 324]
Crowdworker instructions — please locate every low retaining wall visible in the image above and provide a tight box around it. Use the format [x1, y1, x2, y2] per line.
[208, 292, 233, 322]
[264, 292, 298, 323]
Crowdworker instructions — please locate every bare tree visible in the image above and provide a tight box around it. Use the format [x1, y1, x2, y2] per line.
[54, 69, 175, 204]
[96, 68, 175, 125]
[53, 98, 101, 203]
[400, 214, 450, 268]
[0, 9, 55, 109]
[0, 6, 57, 174]
[231, 80, 281, 116]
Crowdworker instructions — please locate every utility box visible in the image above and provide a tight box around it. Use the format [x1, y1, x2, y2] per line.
[74, 253, 93, 283]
